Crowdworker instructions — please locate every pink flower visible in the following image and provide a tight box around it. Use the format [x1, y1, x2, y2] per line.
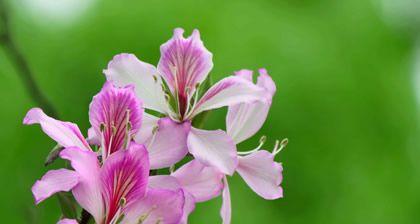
[104, 28, 270, 175]
[25, 81, 185, 224]
[220, 69, 284, 224]
[32, 144, 185, 224]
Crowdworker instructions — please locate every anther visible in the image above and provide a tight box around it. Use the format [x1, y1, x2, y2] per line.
[273, 138, 288, 155]
[100, 123, 106, 132]
[119, 197, 127, 207]
[152, 75, 158, 83]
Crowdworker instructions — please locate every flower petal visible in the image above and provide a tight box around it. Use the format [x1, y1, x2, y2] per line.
[158, 28, 213, 98]
[100, 143, 150, 223]
[23, 108, 90, 151]
[123, 189, 185, 224]
[104, 53, 170, 113]
[32, 169, 79, 204]
[227, 69, 276, 143]
[190, 76, 269, 118]
[59, 147, 103, 223]
[236, 150, 283, 200]
[172, 160, 224, 202]
[57, 219, 78, 224]
[187, 128, 238, 175]
[220, 176, 231, 224]
[89, 81, 143, 157]
[148, 175, 195, 224]
[141, 117, 191, 169]
[134, 113, 159, 144]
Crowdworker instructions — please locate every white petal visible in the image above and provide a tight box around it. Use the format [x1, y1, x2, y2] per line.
[236, 150, 283, 199]
[187, 128, 238, 175]
[104, 53, 170, 114]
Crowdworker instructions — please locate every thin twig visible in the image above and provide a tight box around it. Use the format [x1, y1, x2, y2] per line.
[0, 0, 58, 117]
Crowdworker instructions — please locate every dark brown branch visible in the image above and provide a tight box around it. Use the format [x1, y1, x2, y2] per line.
[0, 0, 58, 117]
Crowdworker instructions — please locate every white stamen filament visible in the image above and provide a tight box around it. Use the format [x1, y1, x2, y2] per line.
[146, 126, 159, 149]
[184, 83, 201, 120]
[237, 135, 267, 155]
[272, 138, 288, 155]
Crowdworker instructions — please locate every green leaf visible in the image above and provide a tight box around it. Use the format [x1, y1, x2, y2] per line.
[56, 192, 78, 219]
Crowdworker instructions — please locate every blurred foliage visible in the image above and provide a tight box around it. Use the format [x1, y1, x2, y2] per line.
[0, 0, 419, 223]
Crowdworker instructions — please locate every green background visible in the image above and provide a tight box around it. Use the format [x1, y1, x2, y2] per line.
[1, 0, 419, 223]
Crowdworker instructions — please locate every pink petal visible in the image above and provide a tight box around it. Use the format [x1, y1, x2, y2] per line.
[89, 81, 143, 157]
[59, 147, 103, 223]
[23, 108, 90, 151]
[123, 189, 185, 224]
[57, 219, 78, 224]
[158, 28, 213, 111]
[236, 150, 283, 200]
[134, 113, 159, 144]
[32, 169, 79, 204]
[142, 117, 191, 169]
[100, 143, 150, 223]
[187, 128, 238, 175]
[227, 69, 276, 143]
[148, 175, 196, 224]
[172, 159, 224, 202]
[104, 53, 170, 113]
[190, 76, 269, 118]
[220, 176, 231, 224]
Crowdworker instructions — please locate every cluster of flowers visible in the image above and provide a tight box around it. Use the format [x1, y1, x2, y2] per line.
[25, 28, 285, 224]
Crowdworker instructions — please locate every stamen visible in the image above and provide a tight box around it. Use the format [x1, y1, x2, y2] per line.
[137, 205, 158, 223]
[119, 197, 127, 207]
[123, 110, 132, 149]
[272, 138, 288, 155]
[152, 75, 158, 83]
[237, 135, 267, 155]
[184, 84, 201, 120]
[146, 126, 159, 149]
[100, 122, 106, 132]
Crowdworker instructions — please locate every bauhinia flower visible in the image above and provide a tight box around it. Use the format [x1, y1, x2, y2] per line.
[32, 143, 185, 224]
[103, 28, 270, 175]
[220, 69, 285, 224]
[25, 81, 185, 223]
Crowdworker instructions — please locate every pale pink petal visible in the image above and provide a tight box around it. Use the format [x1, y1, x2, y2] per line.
[100, 143, 150, 223]
[236, 150, 283, 200]
[190, 76, 269, 118]
[148, 175, 195, 224]
[220, 176, 231, 224]
[89, 81, 143, 157]
[87, 127, 100, 145]
[59, 147, 103, 223]
[158, 28, 213, 111]
[104, 53, 170, 113]
[143, 117, 191, 169]
[23, 108, 90, 151]
[227, 69, 276, 143]
[134, 113, 159, 144]
[123, 189, 184, 224]
[172, 160, 223, 202]
[32, 169, 79, 204]
[187, 128, 238, 175]
[57, 219, 78, 224]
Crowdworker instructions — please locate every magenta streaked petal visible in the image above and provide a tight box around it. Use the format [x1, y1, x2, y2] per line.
[57, 219, 78, 224]
[123, 189, 184, 224]
[158, 28, 213, 97]
[143, 117, 191, 169]
[23, 108, 90, 151]
[220, 177, 231, 224]
[101, 143, 150, 223]
[227, 69, 276, 143]
[172, 160, 223, 202]
[104, 53, 169, 113]
[134, 113, 159, 144]
[89, 81, 143, 157]
[190, 76, 269, 118]
[59, 147, 103, 223]
[236, 150, 283, 200]
[187, 128, 238, 175]
[32, 169, 79, 204]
